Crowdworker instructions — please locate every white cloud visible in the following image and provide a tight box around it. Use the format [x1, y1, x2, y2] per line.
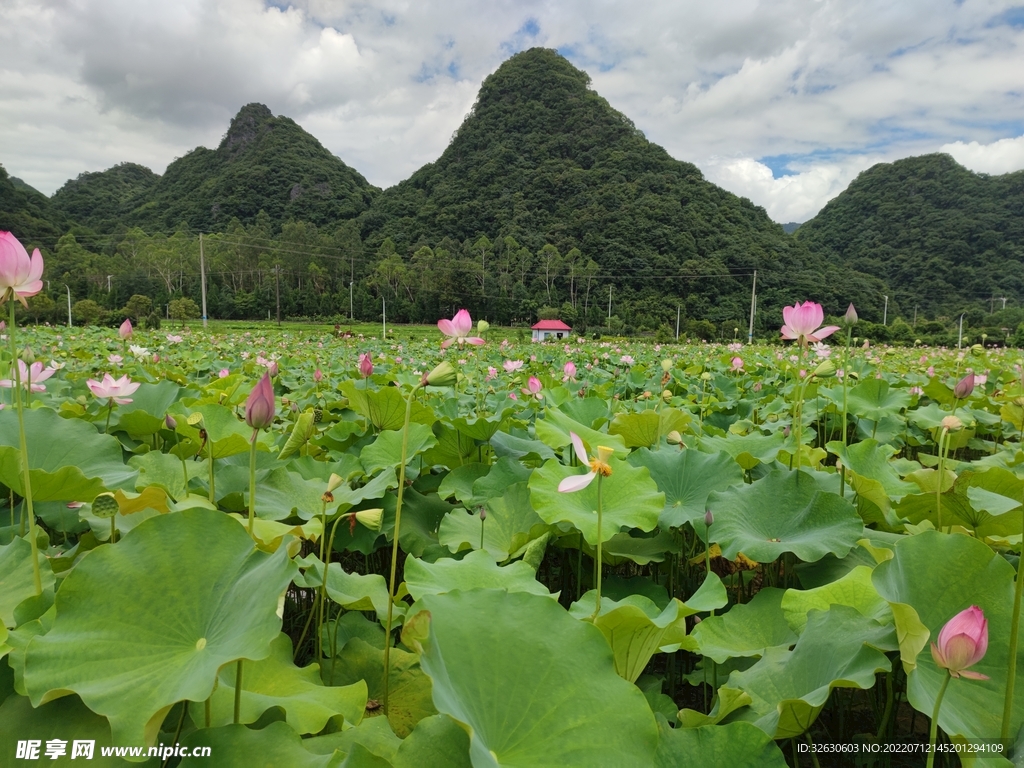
[941, 135, 1024, 175]
[2, 0, 1023, 223]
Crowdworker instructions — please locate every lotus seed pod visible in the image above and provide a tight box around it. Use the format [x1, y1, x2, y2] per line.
[92, 492, 119, 519]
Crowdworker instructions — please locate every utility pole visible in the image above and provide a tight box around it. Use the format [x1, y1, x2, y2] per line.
[107, 274, 113, 293]
[64, 285, 72, 327]
[675, 305, 680, 341]
[913, 306, 918, 327]
[349, 281, 354, 321]
[883, 295, 888, 326]
[958, 313, 965, 349]
[607, 285, 612, 319]
[382, 297, 386, 339]
[1001, 297, 1008, 309]
[748, 270, 757, 344]
[274, 265, 281, 326]
[199, 233, 208, 329]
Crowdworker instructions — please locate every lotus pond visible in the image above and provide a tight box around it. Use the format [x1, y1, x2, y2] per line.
[1, 315, 1023, 767]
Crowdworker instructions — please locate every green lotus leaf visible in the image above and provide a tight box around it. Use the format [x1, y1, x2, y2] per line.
[471, 457, 533, 503]
[321, 613, 386, 658]
[534, 407, 628, 458]
[654, 717, 788, 768]
[0, 692, 145, 767]
[529, 456, 663, 545]
[113, 380, 185, 438]
[304, 713, 401, 762]
[405, 589, 659, 766]
[568, 592, 692, 681]
[278, 411, 316, 460]
[174, 403, 271, 459]
[847, 378, 912, 423]
[959, 468, 1024, 539]
[780, 565, 892, 633]
[558, 396, 611, 428]
[699, 432, 785, 471]
[404, 550, 554, 601]
[0, 407, 137, 501]
[436, 462, 489, 505]
[392, 713, 472, 768]
[628, 448, 744, 528]
[706, 469, 863, 563]
[723, 605, 897, 738]
[450, 407, 511, 442]
[340, 381, 435, 431]
[323, 563, 399, 622]
[608, 409, 661, 448]
[577, 529, 680, 565]
[378, 487, 457, 561]
[421, 423, 476, 468]
[439, 482, 550, 560]
[217, 464, 325, 521]
[24, 508, 297, 748]
[187, 633, 366, 733]
[322, 637, 437, 739]
[359, 424, 437, 479]
[691, 588, 798, 664]
[678, 685, 753, 728]
[826, 439, 917, 503]
[872, 531, 1024, 746]
[489, 430, 555, 461]
[227, 513, 322, 552]
[180, 721, 337, 768]
[0, 536, 55, 628]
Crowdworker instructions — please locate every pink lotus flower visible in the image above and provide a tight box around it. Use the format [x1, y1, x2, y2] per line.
[558, 432, 614, 493]
[0, 231, 44, 306]
[522, 376, 543, 400]
[87, 373, 141, 404]
[0, 360, 57, 392]
[730, 357, 744, 372]
[781, 301, 840, 343]
[314, 368, 323, 382]
[266, 360, 279, 377]
[954, 372, 975, 399]
[119, 318, 133, 339]
[930, 606, 989, 679]
[244, 373, 275, 430]
[359, 352, 373, 378]
[438, 309, 485, 349]
[563, 361, 577, 381]
[503, 360, 524, 373]
[166, 334, 183, 343]
[218, 368, 229, 378]
[108, 354, 123, 364]
[486, 366, 498, 381]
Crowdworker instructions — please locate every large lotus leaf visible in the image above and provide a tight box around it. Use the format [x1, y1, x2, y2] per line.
[0, 407, 137, 501]
[451, 408, 510, 441]
[568, 592, 692, 682]
[322, 637, 437, 738]
[227, 513, 322, 552]
[780, 565, 892, 633]
[180, 721, 337, 768]
[340, 380, 435, 431]
[489, 430, 555, 461]
[380, 487, 456, 560]
[847, 378, 912, 423]
[0, 536, 55, 628]
[628, 448, 744, 528]
[574, 529, 680, 566]
[826, 439, 917, 504]
[332, 470, 398, 516]
[529, 457, 663, 545]
[188, 633, 366, 733]
[691, 588, 798, 664]
[392, 713, 472, 768]
[699, 432, 785, 471]
[421, 423, 477, 468]
[959, 468, 1024, 540]
[0, 692, 146, 767]
[359, 424, 437, 479]
[324, 563, 399, 622]
[321, 613, 387, 658]
[113, 380, 185, 437]
[654, 717, 787, 768]
[404, 550, 553, 600]
[175, 403, 272, 458]
[471, 457, 534, 503]
[278, 411, 316, 460]
[534, 407, 628, 458]
[608, 409, 662, 448]
[403, 589, 658, 766]
[706, 469, 863, 563]
[24, 508, 297, 747]
[128, 450, 194, 502]
[723, 605, 897, 738]
[216, 464, 325, 521]
[436, 462, 489, 505]
[872, 531, 1024, 748]
[439, 482, 550, 560]
[304, 709, 402, 762]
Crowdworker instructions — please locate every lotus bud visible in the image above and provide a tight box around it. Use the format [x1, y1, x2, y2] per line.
[477, 319, 490, 335]
[704, 508, 714, 527]
[326, 473, 344, 493]
[666, 430, 683, 445]
[119, 318, 133, 339]
[314, 368, 323, 382]
[359, 352, 373, 378]
[812, 359, 836, 378]
[479, 507, 487, 521]
[971, 343, 984, 356]
[354, 508, 383, 532]
[244, 373, 275, 430]
[662, 389, 672, 402]
[267, 360, 279, 377]
[844, 304, 858, 326]
[930, 605, 989, 679]
[953, 372, 975, 399]
[164, 413, 177, 430]
[700, 372, 712, 382]
[21, 346, 35, 365]
[422, 360, 457, 388]
[661, 359, 673, 372]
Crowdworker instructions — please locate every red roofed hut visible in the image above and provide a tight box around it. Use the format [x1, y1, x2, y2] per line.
[531, 319, 572, 342]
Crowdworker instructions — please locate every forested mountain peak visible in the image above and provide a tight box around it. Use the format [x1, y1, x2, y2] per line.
[220, 103, 275, 153]
[50, 162, 160, 234]
[796, 153, 1024, 316]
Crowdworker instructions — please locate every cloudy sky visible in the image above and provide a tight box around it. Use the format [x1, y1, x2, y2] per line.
[2, 0, 1023, 222]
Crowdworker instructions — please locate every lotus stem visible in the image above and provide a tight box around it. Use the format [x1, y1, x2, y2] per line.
[233, 660, 243, 724]
[8, 299, 41, 595]
[936, 427, 949, 531]
[247, 430, 258, 535]
[1001, 486, 1024, 741]
[594, 473, 604, 618]
[793, 342, 806, 478]
[926, 673, 951, 768]
[208, 453, 216, 504]
[316, 497, 328, 661]
[839, 324, 852, 496]
[383, 382, 421, 717]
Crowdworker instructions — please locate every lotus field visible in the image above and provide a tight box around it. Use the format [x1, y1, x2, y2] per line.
[2, 235, 1024, 766]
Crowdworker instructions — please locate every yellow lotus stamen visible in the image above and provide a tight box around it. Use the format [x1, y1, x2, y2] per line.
[589, 446, 615, 477]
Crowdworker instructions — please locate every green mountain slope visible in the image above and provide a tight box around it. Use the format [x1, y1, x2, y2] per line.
[0, 164, 69, 248]
[358, 48, 879, 326]
[51, 162, 160, 234]
[796, 154, 1024, 317]
[127, 104, 378, 233]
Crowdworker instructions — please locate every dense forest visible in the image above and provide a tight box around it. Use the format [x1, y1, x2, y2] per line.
[1, 49, 1022, 343]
